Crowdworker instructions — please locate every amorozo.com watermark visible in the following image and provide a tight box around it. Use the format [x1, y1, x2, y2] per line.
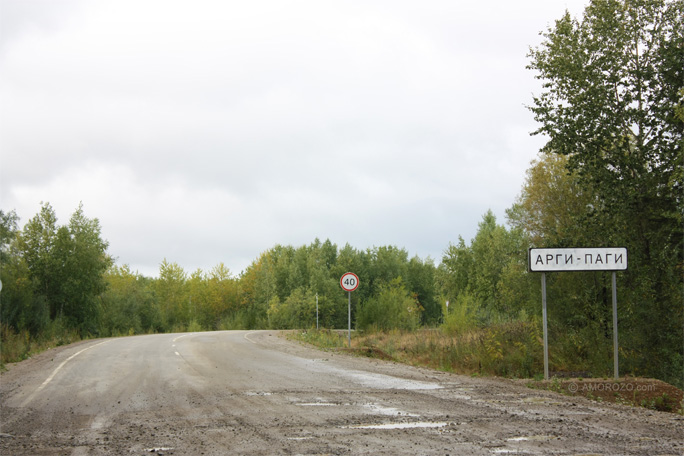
[567, 381, 657, 394]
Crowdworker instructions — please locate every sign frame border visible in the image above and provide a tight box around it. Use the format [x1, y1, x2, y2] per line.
[340, 272, 360, 292]
[528, 247, 628, 273]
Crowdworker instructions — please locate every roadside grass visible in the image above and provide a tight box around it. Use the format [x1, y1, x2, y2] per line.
[291, 324, 684, 414]
[288, 328, 349, 350]
[291, 323, 543, 378]
[0, 322, 82, 370]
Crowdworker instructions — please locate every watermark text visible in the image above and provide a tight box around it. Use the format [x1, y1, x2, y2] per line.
[567, 381, 657, 394]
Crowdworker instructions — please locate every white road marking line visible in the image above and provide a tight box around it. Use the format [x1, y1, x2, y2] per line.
[175, 351, 181, 356]
[244, 331, 259, 344]
[20, 340, 111, 407]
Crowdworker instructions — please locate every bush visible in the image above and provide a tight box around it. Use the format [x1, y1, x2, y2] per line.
[441, 292, 479, 335]
[356, 279, 422, 331]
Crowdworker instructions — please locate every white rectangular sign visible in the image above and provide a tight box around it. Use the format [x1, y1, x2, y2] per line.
[529, 247, 627, 272]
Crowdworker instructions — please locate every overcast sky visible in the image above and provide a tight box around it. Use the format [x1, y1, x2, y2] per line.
[0, 0, 589, 277]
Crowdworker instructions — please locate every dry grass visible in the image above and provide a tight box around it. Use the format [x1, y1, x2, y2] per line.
[293, 322, 544, 379]
[1, 323, 81, 369]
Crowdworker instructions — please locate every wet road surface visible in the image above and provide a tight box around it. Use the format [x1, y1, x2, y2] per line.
[1, 330, 682, 455]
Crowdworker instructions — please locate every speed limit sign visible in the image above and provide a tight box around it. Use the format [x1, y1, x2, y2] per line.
[340, 272, 359, 348]
[340, 272, 359, 292]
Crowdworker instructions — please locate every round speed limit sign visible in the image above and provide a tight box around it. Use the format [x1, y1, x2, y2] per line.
[340, 272, 359, 292]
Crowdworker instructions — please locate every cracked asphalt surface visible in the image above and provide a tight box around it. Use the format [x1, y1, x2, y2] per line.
[1, 330, 682, 455]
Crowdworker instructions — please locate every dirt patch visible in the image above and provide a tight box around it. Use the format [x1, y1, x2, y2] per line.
[526, 377, 684, 413]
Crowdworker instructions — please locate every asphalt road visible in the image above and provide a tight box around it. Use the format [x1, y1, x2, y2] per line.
[1, 330, 682, 455]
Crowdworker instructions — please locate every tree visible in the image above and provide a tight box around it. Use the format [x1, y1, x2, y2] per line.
[236, 251, 274, 329]
[18, 203, 60, 310]
[439, 236, 473, 304]
[406, 255, 439, 325]
[267, 287, 316, 329]
[60, 204, 112, 333]
[155, 259, 188, 330]
[204, 263, 239, 329]
[529, 0, 682, 191]
[506, 154, 596, 247]
[528, 0, 683, 385]
[367, 246, 408, 294]
[0, 210, 46, 333]
[17, 203, 111, 334]
[527, 0, 683, 250]
[101, 265, 158, 335]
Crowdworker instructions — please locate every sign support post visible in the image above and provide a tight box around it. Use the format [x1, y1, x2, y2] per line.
[340, 272, 359, 349]
[347, 291, 351, 348]
[529, 247, 627, 380]
[541, 272, 549, 380]
[316, 293, 319, 330]
[612, 271, 619, 380]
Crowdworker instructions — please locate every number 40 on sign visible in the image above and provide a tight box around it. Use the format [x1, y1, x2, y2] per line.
[340, 272, 359, 292]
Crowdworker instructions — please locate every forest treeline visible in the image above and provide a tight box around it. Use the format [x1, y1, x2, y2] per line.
[1, 0, 682, 386]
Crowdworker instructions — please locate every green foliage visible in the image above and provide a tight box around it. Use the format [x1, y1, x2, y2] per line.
[8, 203, 111, 336]
[527, 0, 683, 387]
[406, 256, 440, 325]
[356, 278, 422, 331]
[155, 259, 188, 329]
[440, 210, 535, 325]
[441, 292, 479, 335]
[268, 288, 316, 329]
[506, 154, 594, 247]
[100, 265, 160, 336]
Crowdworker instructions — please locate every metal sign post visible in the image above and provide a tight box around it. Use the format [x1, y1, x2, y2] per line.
[612, 272, 619, 379]
[541, 272, 549, 380]
[340, 272, 359, 349]
[347, 291, 351, 348]
[529, 247, 627, 380]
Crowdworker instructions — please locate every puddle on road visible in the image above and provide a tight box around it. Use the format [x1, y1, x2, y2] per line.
[292, 399, 419, 418]
[305, 360, 443, 390]
[343, 421, 448, 430]
[342, 371, 443, 390]
[362, 403, 419, 417]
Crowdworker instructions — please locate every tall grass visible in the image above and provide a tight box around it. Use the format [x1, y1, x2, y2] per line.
[350, 323, 543, 378]
[294, 318, 623, 380]
[1, 318, 82, 369]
